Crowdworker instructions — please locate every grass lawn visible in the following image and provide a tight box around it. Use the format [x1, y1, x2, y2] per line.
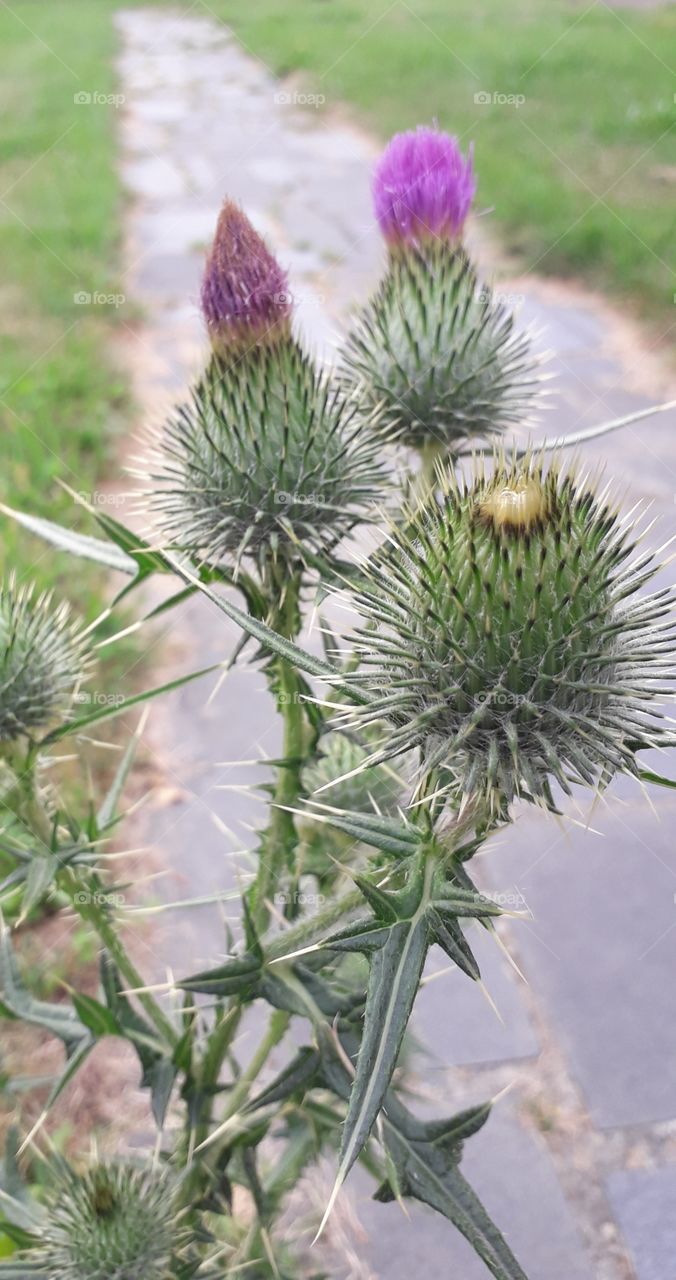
[212, 0, 676, 340]
[0, 1, 130, 612]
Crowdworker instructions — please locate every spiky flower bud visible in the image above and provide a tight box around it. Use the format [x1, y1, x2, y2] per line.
[343, 457, 675, 814]
[340, 242, 541, 455]
[303, 732, 405, 813]
[25, 1162, 183, 1279]
[0, 577, 89, 741]
[373, 126, 475, 247]
[201, 199, 291, 354]
[146, 342, 386, 571]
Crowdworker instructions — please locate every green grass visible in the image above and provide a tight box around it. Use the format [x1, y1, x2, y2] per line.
[210, 0, 676, 338]
[0, 2, 129, 613]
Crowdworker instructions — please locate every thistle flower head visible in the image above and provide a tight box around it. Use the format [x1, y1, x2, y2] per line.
[146, 343, 387, 571]
[373, 126, 475, 247]
[342, 456, 675, 815]
[26, 1162, 182, 1279]
[340, 245, 541, 454]
[0, 577, 90, 741]
[201, 199, 291, 353]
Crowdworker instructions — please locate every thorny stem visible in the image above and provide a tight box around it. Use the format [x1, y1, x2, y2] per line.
[250, 566, 308, 931]
[64, 869, 178, 1047]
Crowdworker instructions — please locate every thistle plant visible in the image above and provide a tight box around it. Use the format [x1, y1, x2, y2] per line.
[341, 126, 543, 462]
[1, 127, 675, 1280]
[0, 577, 89, 745]
[4, 1161, 188, 1280]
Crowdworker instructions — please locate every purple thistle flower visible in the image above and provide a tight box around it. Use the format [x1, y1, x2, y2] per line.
[201, 200, 292, 352]
[372, 126, 476, 247]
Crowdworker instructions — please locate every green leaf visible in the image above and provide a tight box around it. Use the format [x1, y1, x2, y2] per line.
[17, 857, 55, 923]
[380, 1102, 528, 1280]
[301, 804, 419, 858]
[71, 993, 121, 1039]
[322, 919, 393, 954]
[39, 662, 222, 746]
[246, 1048, 320, 1113]
[427, 907, 480, 982]
[96, 716, 146, 831]
[178, 953, 261, 997]
[0, 917, 89, 1054]
[638, 768, 676, 790]
[333, 913, 430, 1204]
[0, 505, 137, 575]
[148, 1058, 177, 1130]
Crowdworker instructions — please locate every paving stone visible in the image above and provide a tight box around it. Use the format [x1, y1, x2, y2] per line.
[484, 779, 676, 1128]
[607, 1166, 676, 1280]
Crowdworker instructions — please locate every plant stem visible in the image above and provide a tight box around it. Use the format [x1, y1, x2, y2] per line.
[265, 885, 364, 961]
[250, 568, 307, 931]
[63, 870, 177, 1046]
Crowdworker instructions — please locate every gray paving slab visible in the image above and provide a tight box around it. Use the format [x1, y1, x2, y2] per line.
[484, 781, 676, 1128]
[607, 1165, 676, 1280]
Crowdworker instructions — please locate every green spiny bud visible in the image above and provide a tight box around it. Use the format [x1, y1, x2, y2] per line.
[26, 1162, 183, 1279]
[0, 577, 90, 742]
[340, 244, 542, 456]
[303, 732, 405, 814]
[343, 456, 675, 814]
[145, 343, 386, 571]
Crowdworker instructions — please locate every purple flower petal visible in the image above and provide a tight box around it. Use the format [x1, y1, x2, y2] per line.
[373, 126, 476, 246]
[201, 201, 291, 351]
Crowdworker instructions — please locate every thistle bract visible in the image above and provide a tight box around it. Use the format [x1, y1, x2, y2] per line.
[373, 126, 475, 246]
[343, 457, 675, 813]
[201, 199, 291, 353]
[147, 343, 386, 570]
[340, 243, 541, 455]
[0, 578, 89, 741]
[26, 1163, 180, 1280]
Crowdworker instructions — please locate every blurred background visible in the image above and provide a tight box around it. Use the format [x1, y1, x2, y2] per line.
[0, 2, 675, 1277]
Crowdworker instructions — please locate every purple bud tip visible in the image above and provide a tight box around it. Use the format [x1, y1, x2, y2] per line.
[201, 200, 292, 352]
[372, 126, 476, 247]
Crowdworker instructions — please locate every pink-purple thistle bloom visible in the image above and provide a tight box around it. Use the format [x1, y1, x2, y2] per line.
[201, 200, 292, 353]
[372, 126, 476, 247]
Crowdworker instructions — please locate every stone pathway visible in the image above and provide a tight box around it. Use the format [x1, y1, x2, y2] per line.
[114, 9, 676, 1279]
